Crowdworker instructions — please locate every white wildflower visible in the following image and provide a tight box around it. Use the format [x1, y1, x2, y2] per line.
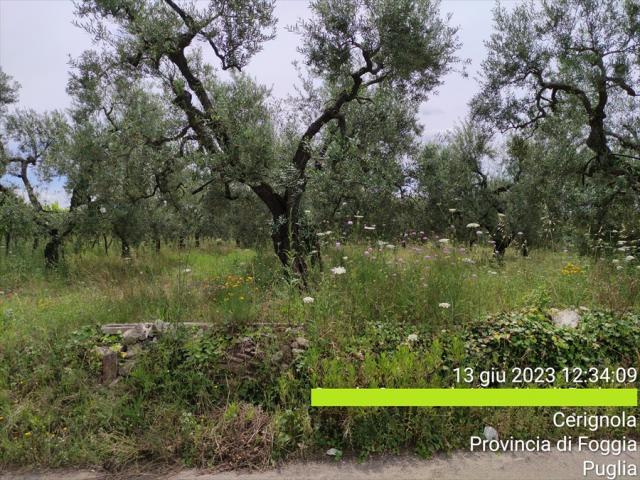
[438, 238, 450, 244]
[331, 266, 346, 275]
[99, 207, 107, 214]
[625, 255, 635, 262]
[466, 223, 480, 228]
[302, 296, 315, 304]
[438, 302, 451, 309]
[406, 333, 419, 343]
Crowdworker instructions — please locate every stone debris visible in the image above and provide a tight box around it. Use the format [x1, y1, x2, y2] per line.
[101, 323, 146, 335]
[119, 359, 137, 376]
[123, 343, 143, 359]
[94, 346, 118, 384]
[483, 425, 499, 441]
[291, 336, 309, 350]
[270, 351, 284, 364]
[228, 337, 258, 364]
[94, 322, 307, 385]
[122, 326, 150, 345]
[96, 321, 214, 384]
[550, 309, 581, 328]
[100, 321, 212, 337]
[153, 319, 171, 333]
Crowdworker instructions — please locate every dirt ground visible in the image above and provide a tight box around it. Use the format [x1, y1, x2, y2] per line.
[3, 449, 639, 480]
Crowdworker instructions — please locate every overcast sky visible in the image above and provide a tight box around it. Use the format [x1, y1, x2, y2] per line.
[0, 0, 497, 205]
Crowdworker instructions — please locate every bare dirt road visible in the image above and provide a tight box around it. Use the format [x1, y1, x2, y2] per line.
[3, 450, 639, 480]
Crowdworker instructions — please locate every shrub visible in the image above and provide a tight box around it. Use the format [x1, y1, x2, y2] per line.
[464, 308, 640, 372]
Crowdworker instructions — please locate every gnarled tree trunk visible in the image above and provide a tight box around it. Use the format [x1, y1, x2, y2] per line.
[44, 229, 62, 268]
[253, 184, 311, 284]
[121, 238, 131, 258]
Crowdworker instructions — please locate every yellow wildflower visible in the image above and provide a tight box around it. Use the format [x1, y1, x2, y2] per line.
[561, 262, 582, 275]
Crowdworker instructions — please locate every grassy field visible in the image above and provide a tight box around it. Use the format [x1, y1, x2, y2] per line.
[1, 241, 639, 470]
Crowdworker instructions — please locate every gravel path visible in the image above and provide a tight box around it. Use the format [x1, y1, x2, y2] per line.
[3, 450, 638, 480]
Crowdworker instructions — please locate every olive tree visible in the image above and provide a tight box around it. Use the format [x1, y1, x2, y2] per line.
[472, 0, 640, 191]
[1, 109, 73, 265]
[0, 68, 21, 194]
[67, 50, 200, 257]
[414, 122, 521, 253]
[304, 85, 422, 235]
[0, 191, 35, 255]
[75, 0, 459, 281]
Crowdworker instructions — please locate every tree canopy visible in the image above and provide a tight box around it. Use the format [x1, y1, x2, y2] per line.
[472, 0, 640, 188]
[0, 0, 638, 270]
